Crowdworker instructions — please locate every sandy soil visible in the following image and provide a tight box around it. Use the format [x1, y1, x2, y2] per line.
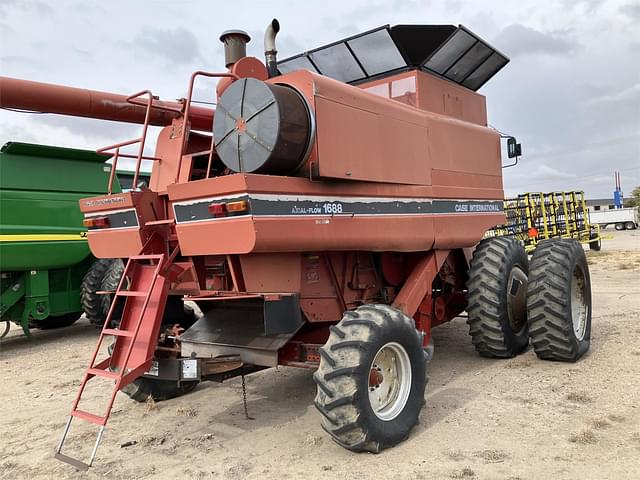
[1, 230, 639, 480]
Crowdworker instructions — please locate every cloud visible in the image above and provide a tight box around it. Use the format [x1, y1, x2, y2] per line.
[30, 114, 139, 143]
[619, 3, 640, 21]
[494, 24, 578, 57]
[134, 27, 202, 65]
[0, 0, 52, 18]
[560, 0, 606, 13]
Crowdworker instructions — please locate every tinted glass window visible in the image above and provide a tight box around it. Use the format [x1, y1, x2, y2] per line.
[277, 56, 319, 75]
[462, 52, 508, 90]
[347, 29, 406, 76]
[423, 29, 476, 74]
[310, 43, 365, 82]
[445, 41, 492, 82]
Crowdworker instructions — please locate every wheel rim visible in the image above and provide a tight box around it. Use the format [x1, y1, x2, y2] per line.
[507, 266, 528, 333]
[368, 342, 412, 421]
[571, 265, 588, 341]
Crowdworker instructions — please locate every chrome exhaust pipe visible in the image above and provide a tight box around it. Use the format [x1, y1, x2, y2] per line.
[264, 18, 280, 78]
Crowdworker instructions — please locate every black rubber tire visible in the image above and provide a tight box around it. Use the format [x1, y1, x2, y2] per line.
[81, 259, 124, 326]
[35, 312, 82, 330]
[625, 221, 637, 230]
[589, 231, 601, 251]
[615, 223, 625, 231]
[313, 304, 427, 453]
[466, 237, 530, 358]
[527, 239, 592, 362]
[589, 239, 601, 251]
[121, 378, 199, 403]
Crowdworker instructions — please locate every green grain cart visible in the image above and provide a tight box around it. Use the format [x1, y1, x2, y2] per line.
[0, 142, 122, 338]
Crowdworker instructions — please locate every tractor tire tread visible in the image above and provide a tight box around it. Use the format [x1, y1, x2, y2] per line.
[466, 237, 529, 358]
[314, 304, 426, 453]
[527, 239, 591, 362]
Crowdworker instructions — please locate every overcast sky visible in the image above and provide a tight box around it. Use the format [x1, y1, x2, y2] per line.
[1, 0, 638, 199]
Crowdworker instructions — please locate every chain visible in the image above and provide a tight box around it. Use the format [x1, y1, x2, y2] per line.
[241, 375, 254, 420]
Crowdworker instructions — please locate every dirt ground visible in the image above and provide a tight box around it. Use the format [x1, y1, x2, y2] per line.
[1, 230, 639, 480]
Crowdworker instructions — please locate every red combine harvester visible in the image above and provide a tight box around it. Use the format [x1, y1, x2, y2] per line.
[1, 20, 592, 469]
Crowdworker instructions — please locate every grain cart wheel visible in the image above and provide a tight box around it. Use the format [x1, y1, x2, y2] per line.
[80, 259, 124, 326]
[527, 239, 591, 362]
[35, 312, 82, 329]
[314, 304, 427, 453]
[466, 237, 529, 358]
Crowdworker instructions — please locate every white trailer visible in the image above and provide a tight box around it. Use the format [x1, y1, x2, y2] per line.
[589, 207, 639, 230]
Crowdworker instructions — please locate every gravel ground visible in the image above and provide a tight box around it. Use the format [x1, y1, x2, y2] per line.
[1, 230, 639, 480]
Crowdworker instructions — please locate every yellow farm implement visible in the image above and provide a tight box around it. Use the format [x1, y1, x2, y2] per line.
[486, 191, 602, 252]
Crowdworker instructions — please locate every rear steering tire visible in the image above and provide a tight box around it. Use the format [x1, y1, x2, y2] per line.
[527, 239, 591, 362]
[314, 304, 427, 453]
[466, 237, 530, 358]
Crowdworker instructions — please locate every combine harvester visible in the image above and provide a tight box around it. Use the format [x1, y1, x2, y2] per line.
[1, 20, 592, 469]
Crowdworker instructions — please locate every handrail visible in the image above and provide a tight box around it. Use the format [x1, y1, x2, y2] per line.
[98, 90, 158, 193]
[179, 71, 239, 182]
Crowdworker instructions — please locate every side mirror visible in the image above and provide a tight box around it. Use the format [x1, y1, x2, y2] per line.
[507, 137, 522, 158]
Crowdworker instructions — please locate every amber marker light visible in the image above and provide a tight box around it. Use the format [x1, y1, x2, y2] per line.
[226, 200, 249, 213]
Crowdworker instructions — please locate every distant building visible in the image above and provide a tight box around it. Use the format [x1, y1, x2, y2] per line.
[585, 198, 619, 212]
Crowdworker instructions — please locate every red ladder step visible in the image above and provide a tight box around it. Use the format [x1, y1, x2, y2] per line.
[71, 409, 107, 426]
[114, 290, 148, 297]
[102, 328, 134, 337]
[55, 252, 172, 470]
[86, 368, 119, 380]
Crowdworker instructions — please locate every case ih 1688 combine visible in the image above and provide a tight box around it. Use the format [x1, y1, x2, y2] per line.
[1, 19, 592, 469]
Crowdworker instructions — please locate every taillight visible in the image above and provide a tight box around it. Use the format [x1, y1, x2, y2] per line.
[208, 200, 249, 217]
[83, 216, 110, 228]
[208, 203, 226, 217]
[528, 227, 538, 238]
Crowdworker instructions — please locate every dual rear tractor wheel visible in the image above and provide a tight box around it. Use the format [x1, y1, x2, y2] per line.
[466, 237, 592, 362]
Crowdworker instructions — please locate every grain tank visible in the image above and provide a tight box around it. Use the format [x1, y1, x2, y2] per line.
[0, 142, 124, 335]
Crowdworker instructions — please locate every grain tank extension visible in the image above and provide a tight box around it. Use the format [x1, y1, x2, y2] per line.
[0, 20, 593, 470]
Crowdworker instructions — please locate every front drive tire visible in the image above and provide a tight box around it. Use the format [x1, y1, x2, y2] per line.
[527, 239, 592, 362]
[314, 304, 427, 453]
[466, 237, 530, 358]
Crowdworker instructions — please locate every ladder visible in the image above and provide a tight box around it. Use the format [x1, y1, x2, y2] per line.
[55, 254, 170, 470]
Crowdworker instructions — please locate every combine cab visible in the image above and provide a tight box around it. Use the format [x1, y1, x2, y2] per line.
[0, 19, 593, 469]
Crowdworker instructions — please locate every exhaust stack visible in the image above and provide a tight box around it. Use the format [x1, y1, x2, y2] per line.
[264, 19, 280, 78]
[219, 30, 251, 68]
